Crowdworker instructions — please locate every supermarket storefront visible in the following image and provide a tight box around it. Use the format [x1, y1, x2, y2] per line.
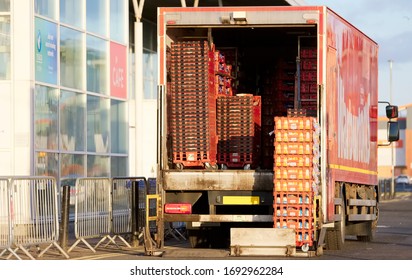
[0, 0, 299, 183]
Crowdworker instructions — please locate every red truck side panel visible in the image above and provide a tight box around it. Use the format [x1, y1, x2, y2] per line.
[324, 9, 379, 220]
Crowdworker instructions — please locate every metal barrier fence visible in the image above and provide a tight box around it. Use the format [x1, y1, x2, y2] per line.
[378, 178, 396, 200]
[68, 177, 112, 253]
[1, 176, 395, 259]
[0, 178, 17, 259]
[68, 177, 151, 253]
[1, 175, 161, 258]
[111, 177, 148, 248]
[111, 177, 132, 248]
[0, 176, 69, 260]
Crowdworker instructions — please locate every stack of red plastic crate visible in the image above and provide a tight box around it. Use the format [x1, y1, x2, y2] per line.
[260, 59, 296, 170]
[214, 50, 233, 96]
[274, 60, 296, 114]
[169, 41, 217, 168]
[217, 94, 261, 168]
[273, 116, 320, 248]
[300, 47, 317, 112]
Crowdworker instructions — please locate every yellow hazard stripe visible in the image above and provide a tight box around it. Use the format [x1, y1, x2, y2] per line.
[329, 164, 377, 175]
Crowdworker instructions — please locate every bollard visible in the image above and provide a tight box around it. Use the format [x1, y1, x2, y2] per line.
[59, 185, 70, 250]
[386, 179, 391, 200]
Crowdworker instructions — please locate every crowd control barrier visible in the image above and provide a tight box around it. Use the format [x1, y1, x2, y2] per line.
[110, 177, 147, 248]
[0, 177, 69, 260]
[68, 177, 112, 253]
[0, 178, 18, 259]
[110, 177, 133, 248]
[68, 177, 149, 253]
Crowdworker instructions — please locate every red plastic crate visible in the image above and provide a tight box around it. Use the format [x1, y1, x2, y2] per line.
[273, 217, 313, 230]
[300, 93, 317, 100]
[300, 47, 317, 58]
[300, 82, 317, 93]
[173, 150, 216, 167]
[273, 192, 313, 205]
[301, 58, 317, 70]
[273, 217, 315, 247]
[275, 130, 313, 142]
[273, 205, 312, 218]
[274, 167, 313, 180]
[301, 70, 317, 82]
[274, 206, 299, 217]
[274, 117, 316, 130]
[274, 155, 313, 167]
[274, 142, 313, 155]
[273, 180, 313, 192]
[295, 229, 314, 247]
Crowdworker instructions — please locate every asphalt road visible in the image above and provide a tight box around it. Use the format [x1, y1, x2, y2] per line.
[14, 192, 410, 261]
[5, 194, 410, 280]
[54, 192, 412, 261]
[319, 192, 412, 260]
[4, 190, 410, 280]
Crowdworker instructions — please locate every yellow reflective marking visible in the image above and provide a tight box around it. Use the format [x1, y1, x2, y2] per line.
[222, 196, 260, 205]
[329, 164, 377, 175]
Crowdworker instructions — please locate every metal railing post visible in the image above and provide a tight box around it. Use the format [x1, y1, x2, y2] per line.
[131, 180, 139, 247]
[59, 184, 70, 250]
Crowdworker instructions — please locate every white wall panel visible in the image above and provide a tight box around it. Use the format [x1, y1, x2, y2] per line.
[133, 21, 157, 178]
[0, 151, 12, 175]
[0, 83, 12, 175]
[0, 83, 11, 150]
[137, 100, 157, 178]
[11, 0, 34, 175]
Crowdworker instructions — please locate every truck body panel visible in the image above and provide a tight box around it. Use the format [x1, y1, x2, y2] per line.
[163, 170, 273, 191]
[323, 9, 379, 220]
[157, 6, 380, 251]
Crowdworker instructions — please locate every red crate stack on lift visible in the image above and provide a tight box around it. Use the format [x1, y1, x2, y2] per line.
[299, 47, 317, 113]
[169, 41, 217, 169]
[217, 94, 261, 169]
[260, 58, 296, 170]
[273, 116, 320, 249]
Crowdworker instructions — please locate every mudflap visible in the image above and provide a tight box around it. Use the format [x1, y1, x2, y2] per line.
[230, 228, 297, 257]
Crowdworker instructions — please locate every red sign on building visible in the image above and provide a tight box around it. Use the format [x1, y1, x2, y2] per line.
[110, 42, 127, 98]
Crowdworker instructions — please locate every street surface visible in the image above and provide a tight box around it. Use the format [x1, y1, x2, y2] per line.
[4, 193, 410, 280]
[44, 192, 412, 261]
[319, 192, 412, 260]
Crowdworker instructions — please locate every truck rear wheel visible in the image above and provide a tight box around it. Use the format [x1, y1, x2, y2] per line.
[325, 229, 343, 250]
[356, 187, 378, 242]
[325, 194, 346, 250]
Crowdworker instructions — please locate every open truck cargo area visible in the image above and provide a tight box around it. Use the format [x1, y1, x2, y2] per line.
[156, 6, 398, 256]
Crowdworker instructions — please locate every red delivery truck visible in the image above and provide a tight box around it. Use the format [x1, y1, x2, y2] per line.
[154, 5, 399, 256]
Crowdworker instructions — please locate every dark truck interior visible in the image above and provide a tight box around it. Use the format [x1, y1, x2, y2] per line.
[167, 25, 318, 170]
